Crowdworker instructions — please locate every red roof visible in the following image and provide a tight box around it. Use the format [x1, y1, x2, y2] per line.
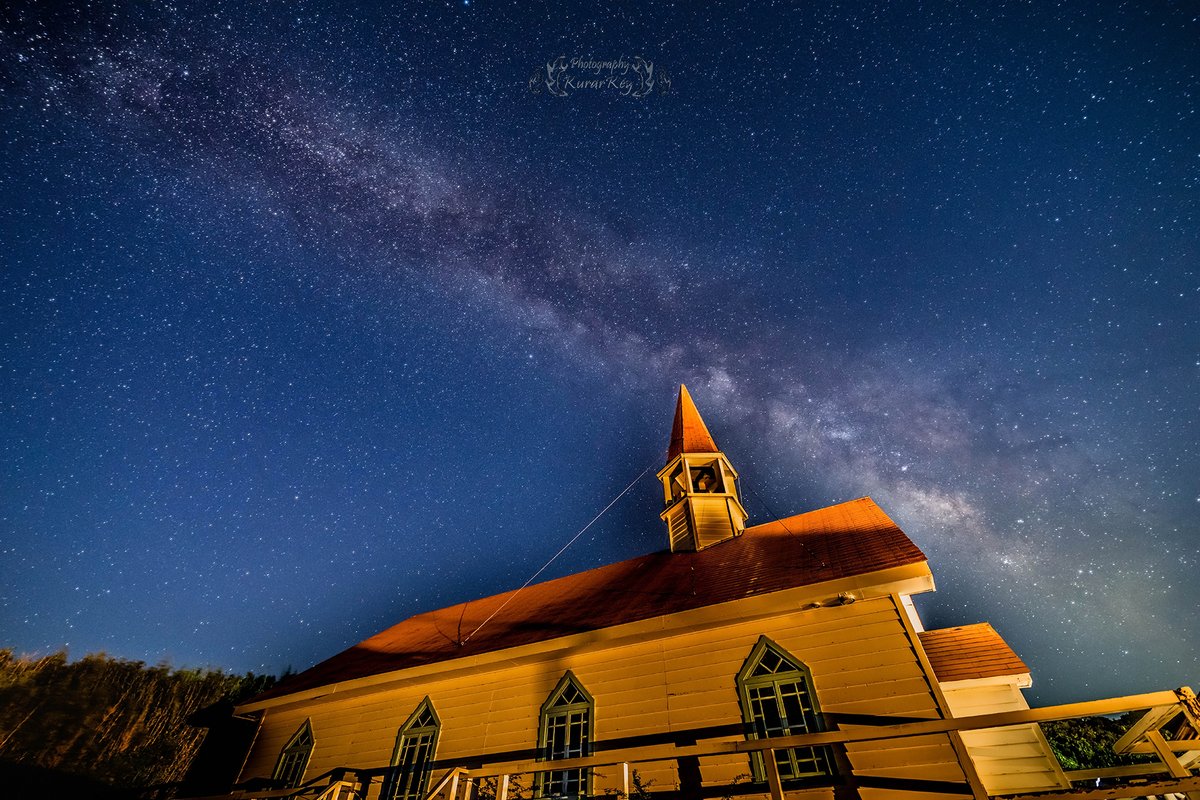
[250, 497, 926, 703]
[918, 623, 1029, 682]
[666, 384, 720, 460]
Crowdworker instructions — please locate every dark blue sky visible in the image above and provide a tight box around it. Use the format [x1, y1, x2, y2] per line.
[1, 1, 1195, 704]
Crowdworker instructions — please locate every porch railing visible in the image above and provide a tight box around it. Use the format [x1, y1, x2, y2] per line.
[208, 686, 1200, 800]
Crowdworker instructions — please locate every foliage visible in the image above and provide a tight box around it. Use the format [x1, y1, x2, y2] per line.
[475, 772, 531, 800]
[599, 767, 654, 800]
[0, 648, 275, 791]
[1040, 713, 1153, 770]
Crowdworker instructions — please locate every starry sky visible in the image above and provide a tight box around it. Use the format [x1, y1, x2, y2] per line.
[1, 1, 1196, 706]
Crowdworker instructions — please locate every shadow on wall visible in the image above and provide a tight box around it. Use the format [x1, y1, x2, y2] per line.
[178, 700, 264, 798]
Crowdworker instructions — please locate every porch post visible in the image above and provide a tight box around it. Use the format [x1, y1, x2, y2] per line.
[764, 749, 784, 800]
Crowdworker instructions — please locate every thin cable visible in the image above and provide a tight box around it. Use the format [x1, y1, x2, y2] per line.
[745, 484, 828, 568]
[460, 462, 656, 646]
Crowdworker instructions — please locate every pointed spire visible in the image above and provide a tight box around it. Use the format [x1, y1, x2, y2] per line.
[667, 384, 720, 461]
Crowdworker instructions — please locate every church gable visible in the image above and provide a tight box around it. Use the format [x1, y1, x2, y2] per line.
[227, 386, 1144, 800]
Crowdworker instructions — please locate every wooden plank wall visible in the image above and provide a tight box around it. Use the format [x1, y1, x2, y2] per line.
[692, 496, 734, 549]
[941, 681, 1069, 795]
[241, 597, 970, 799]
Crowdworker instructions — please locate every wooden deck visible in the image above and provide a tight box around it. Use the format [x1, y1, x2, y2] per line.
[197, 687, 1200, 800]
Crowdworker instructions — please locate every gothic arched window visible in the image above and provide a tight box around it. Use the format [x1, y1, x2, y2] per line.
[382, 698, 441, 800]
[273, 719, 314, 788]
[536, 672, 593, 798]
[736, 638, 831, 781]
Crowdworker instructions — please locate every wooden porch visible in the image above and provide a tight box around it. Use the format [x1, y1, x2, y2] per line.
[200, 686, 1200, 800]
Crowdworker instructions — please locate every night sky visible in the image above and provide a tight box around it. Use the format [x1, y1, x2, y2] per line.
[1, 1, 1196, 706]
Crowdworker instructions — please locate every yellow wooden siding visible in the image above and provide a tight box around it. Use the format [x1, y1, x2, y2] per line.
[241, 596, 965, 794]
[247, 709, 317, 783]
[844, 738, 960, 770]
[859, 791, 970, 800]
[691, 495, 734, 548]
[941, 679, 1069, 794]
[666, 506, 690, 550]
[943, 681, 1026, 715]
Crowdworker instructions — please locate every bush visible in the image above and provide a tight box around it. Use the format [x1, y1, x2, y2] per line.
[1040, 713, 1153, 771]
[0, 649, 275, 791]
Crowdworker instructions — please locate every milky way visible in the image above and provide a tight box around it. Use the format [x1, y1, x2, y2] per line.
[1, 2, 1196, 703]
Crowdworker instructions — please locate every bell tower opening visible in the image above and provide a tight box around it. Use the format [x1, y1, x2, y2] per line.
[656, 385, 748, 552]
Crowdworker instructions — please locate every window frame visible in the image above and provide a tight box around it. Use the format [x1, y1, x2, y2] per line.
[272, 719, 315, 788]
[536, 671, 594, 799]
[735, 636, 832, 783]
[382, 697, 441, 800]
[688, 460, 725, 493]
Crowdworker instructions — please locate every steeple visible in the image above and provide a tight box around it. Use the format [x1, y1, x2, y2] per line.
[656, 385, 748, 552]
[667, 385, 719, 461]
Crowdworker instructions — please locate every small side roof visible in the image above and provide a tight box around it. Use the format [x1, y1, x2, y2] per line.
[919, 622, 1030, 682]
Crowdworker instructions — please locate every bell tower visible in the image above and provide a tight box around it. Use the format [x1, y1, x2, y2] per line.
[657, 385, 748, 552]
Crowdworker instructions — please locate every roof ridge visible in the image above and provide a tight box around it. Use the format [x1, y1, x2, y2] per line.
[248, 496, 927, 703]
[387, 497, 905, 627]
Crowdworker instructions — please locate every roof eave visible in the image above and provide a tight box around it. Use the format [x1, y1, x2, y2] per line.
[235, 559, 933, 715]
[937, 672, 1034, 689]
